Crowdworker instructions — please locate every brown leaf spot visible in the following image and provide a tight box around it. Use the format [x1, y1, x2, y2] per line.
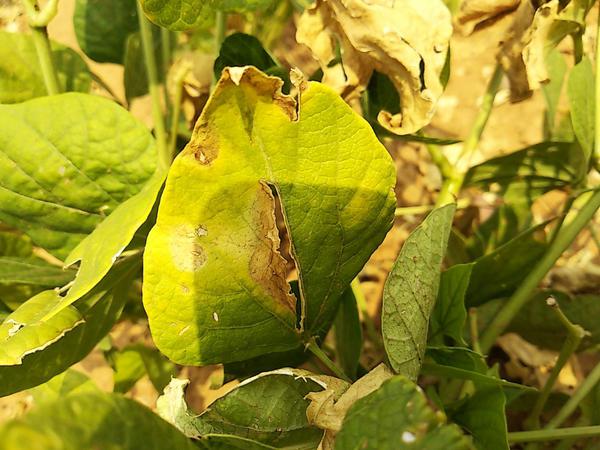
[249, 181, 296, 314]
[170, 225, 207, 272]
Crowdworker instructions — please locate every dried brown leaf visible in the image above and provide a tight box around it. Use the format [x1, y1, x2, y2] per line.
[456, 0, 521, 35]
[297, 0, 452, 135]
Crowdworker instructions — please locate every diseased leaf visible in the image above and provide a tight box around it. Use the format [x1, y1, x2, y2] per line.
[158, 369, 335, 448]
[335, 375, 474, 450]
[0, 93, 157, 259]
[568, 57, 595, 164]
[333, 286, 362, 380]
[0, 258, 138, 397]
[0, 31, 91, 104]
[506, 290, 600, 351]
[0, 392, 197, 450]
[429, 263, 473, 346]
[382, 204, 456, 380]
[297, 0, 452, 135]
[28, 370, 98, 405]
[143, 67, 396, 365]
[73, 0, 139, 64]
[465, 222, 548, 307]
[0, 257, 75, 287]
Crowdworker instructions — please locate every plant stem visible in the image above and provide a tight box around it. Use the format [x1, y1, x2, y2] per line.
[458, 64, 504, 164]
[168, 65, 189, 160]
[572, 31, 583, 64]
[160, 27, 172, 120]
[215, 11, 227, 54]
[30, 27, 60, 95]
[306, 338, 351, 382]
[21, 0, 60, 95]
[468, 308, 481, 354]
[137, 2, 168, 169]
[479, 189, 600, 353]
[508, 426, 600, 443]
[595, 5, 600, 167]
[525, 297, 587, 430]
[545, 361, 600, 429]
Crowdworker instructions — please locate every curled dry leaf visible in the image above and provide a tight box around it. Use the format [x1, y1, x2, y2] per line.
[306, 363, 393, 448]
[464, 0, 593, 101]
[296, 0, 452, 135]
[456, 0, 520, 35]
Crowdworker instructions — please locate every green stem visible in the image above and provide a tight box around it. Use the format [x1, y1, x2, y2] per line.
[306, 338, 352, 382]
[572, 31, 583, 64]
[480, 189, 600, 353]
[215, 11, 227, 54]
[525, 297, 587, 430]
[425, 143, 454, 179]
[395, 199, 470, 217]
[137, 2, 168, 169]
[546, 361, 600, 429]
[435, 173, 463, 207]
[595, 5, 600, 167]
[468, 308, 481, 354]
[168, 66, 189, 160]
[160, 27, 172, 120]
[508, 426, 600, 443]
[458, 64, 503, 163]
[549, 195, 575, 243]
[30, 27, 60, 95]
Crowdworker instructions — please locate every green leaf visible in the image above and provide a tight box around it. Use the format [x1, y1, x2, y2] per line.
[0, 259, 138, 397]
[28, 369, 98, 405]
[541, 49, 567, 137]
[506, 290, 600, 351]
[423, 347, 532, 392]
[108, 344, 176, 393]
[465, 222, 548, 307]
[0, 229, 33, 257]
[139, 0, 274, 30]
[0, 93, 158, 259]
[448, 387, 508, 450]
[73, 0, 139, 64]
[335, 375, 474, 450]
[45, 171, 164, 320]
[214, 32, 277, 79]
[464, 142, 585, 200]
[334, 286, 362, 380]
[429, 263, 472, 346]
[382, 204, 456, 380]
[0, 392, 196, 450]
[143, 67, 396, 365]
[568, 56, 595, 165]
[0, 31, 91, 104]
[0, 257, 75, 287]
[158, 370, 329, 448]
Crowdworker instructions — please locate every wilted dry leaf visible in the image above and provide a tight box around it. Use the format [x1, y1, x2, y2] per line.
[456, 0, 521, 35]
[499, 0, 592, 100]
[306, 363, 393, 447]
[296, 0, 452, 135]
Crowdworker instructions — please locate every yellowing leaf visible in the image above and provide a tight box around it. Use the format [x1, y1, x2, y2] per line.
[296, 0, 452, 135]
[143, 67, 396, 366]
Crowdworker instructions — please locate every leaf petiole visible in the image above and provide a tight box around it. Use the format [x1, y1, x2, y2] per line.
[306, 338, 352, 382]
